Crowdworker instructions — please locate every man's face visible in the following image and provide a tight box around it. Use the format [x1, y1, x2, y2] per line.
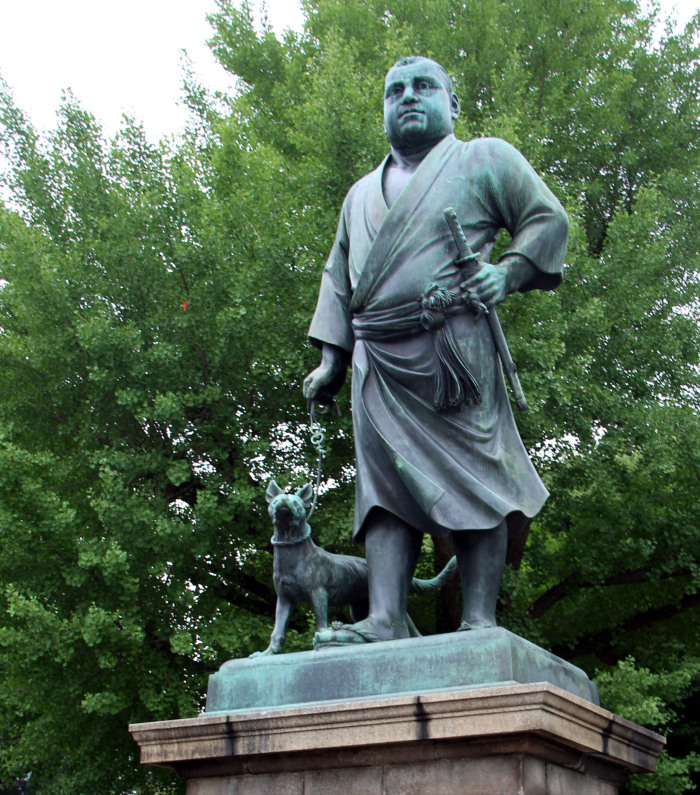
[383, 60, 459, 150]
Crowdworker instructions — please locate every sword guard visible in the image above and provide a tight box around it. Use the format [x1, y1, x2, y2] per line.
[455, 253, 481, 271]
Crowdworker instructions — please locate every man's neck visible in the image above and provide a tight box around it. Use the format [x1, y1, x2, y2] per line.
[382, 133, 454, 208]
[389, 133, 453, 169]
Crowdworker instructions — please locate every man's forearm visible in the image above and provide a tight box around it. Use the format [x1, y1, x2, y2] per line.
[498, 254, 541, 294]
[320, 342, 350, 374]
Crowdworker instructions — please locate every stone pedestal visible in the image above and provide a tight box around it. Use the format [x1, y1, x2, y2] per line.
[130, 683, 664, 794]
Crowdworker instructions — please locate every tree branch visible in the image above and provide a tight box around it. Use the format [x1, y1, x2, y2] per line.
[550, 590, 700, 663]
[207, 570, 276, 613]
[529, 567, 691, 619]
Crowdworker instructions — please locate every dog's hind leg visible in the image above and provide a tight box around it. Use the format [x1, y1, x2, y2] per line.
[406, 614, 422, 637]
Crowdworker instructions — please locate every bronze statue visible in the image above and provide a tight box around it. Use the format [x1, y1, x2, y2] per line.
[303, 56, 568, 646]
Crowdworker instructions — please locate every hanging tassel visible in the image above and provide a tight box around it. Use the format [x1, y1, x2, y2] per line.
[420, 284, 482, 412]
[434, 324, 482, 410]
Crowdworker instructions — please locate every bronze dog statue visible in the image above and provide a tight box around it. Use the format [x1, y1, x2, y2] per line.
[251, 480, 457, 656]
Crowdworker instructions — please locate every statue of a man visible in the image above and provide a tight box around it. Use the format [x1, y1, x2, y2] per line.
[303, 56, 568, 645]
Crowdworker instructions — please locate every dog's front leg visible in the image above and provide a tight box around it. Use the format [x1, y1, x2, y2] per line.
[250, 595, 295, 657]
[310, 589, 329, 630]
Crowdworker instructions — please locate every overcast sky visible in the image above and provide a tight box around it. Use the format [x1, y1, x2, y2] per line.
[0, 0, 304, 142]
[0, 0, 697, 144]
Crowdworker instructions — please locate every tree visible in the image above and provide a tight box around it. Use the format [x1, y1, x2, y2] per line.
[1, 0, 699, 792]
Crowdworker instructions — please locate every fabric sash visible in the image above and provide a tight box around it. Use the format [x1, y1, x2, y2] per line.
[352, 284, 483, 412]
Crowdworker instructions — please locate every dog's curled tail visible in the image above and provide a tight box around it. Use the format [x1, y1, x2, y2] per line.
[410, 555, 457, 594]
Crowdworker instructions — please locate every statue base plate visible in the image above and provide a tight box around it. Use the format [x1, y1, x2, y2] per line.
[205, 627, 599, 714]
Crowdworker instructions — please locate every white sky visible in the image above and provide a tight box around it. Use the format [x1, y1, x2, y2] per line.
[0, 0, 698, 144]
[0, 0, 304, 142]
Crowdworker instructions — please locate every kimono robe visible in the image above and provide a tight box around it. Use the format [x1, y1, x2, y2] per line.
[309, 135, 569, 541]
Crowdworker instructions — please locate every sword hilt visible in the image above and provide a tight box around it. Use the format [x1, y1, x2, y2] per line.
[444, 207, 487, 315]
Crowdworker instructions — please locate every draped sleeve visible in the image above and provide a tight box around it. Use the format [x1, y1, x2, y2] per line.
[308, 198, 355, 353]
[478, 138, 569, 291]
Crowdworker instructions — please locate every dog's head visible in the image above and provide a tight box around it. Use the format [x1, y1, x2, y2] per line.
[266, 480, 314, 544]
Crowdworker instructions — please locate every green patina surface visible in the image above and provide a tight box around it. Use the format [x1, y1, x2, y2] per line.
[205, 627, 598, 714]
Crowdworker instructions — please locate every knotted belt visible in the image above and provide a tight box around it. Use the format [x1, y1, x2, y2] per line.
[352, 282, 483, 412]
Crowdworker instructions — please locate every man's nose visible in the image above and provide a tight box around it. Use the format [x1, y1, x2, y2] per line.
[401, 85, 418, 102]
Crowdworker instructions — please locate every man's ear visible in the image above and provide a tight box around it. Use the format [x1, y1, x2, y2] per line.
[451, 93, 461, 120]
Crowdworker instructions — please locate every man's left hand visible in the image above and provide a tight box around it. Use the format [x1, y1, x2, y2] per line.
[459, 262, 509, 309]
[459, 255, 540, 308]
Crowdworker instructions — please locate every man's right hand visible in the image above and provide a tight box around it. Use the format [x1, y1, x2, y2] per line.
[303, 343, 349, 402]
[303, 363, 339, 400]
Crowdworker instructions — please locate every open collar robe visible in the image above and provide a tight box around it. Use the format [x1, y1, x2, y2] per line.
[309, 135, 568, 540]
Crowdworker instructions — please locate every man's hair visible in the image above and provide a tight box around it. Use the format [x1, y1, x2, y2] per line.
[389, 56, 453, 95]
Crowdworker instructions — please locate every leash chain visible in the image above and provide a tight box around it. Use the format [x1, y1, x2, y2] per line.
[307, 400, 326, 521]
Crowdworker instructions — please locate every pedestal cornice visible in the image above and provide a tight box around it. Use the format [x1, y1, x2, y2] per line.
[130, 682, 664, 781]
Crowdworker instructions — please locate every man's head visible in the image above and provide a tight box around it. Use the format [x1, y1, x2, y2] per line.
[384, 57, 460, 151]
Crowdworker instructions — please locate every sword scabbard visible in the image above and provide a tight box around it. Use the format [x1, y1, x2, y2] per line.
[444, 207, 528, 411]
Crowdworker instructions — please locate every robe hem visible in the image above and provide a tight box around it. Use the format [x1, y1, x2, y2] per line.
[352, 504, 544, 543]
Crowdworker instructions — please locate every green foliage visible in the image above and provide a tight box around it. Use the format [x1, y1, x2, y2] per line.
[0, 0, 699, 791]
[597, 658, 700, 795]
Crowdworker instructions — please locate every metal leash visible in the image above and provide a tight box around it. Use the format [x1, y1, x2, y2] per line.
[307, 400, 326, 521]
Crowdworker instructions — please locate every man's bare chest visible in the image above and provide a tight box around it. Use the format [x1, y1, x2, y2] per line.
[381, 162, 418, 208]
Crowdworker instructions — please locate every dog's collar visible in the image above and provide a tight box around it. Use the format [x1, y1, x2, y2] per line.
[270, 526, 312, 546]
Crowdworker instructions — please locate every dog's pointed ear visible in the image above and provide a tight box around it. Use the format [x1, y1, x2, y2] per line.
[297, 483, 314, 510]
[266, 480, 283, 504]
